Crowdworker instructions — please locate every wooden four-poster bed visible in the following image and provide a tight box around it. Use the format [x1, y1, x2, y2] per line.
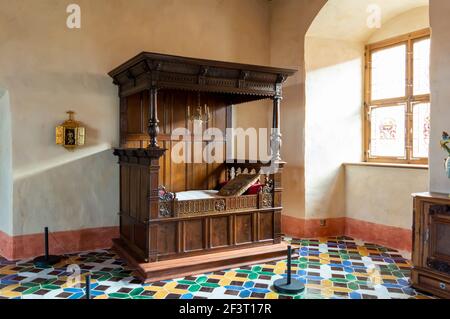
[109, 52, 297, 282]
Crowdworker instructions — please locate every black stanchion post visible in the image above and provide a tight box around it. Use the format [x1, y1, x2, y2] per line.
[32, 227, 62, 267]
[44, 227, 49, 261]
[287, 245, 292, 285]
[85, 274, 91, 300]
[273, 245, 305, 294]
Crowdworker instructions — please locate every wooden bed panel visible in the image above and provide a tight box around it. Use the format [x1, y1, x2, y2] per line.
[129, 166, 140, 220]
[158, 92, 171, 136]
[126, 93, 144, 134]
[210, 216, 229, 248]
[184, 219, 204, 252]
[120, 166, 130, 215]
[259, 212, 274, 240]
[120, 215, 133, 243]
[157, 222, 177, 256]
[122, 90, 229, 193]
[192, 150, 209, 190]
[274, 210, 282, 243]
[170, 142, 188, 193]
[120, 163, 150, 257]
[209, 96, 227, 133]
[158, 140, 168, 189]
[235, 214, 253, 244]
[147, 209, 278, 262]
[205, 143, 226, 190]
[171, 92, 187, 134]
[116, 151, 284, 262]
[133, 222, 147, 252]
[139, 166, 149, 223]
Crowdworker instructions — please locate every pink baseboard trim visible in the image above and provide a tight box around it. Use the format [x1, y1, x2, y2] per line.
[281, 215, 346, 238]
[304, 217, 346, 238]
[1, 217, 412, 260]
[281, 215, 305, 239]
[345, 218, 412, 252]
[282, 215, 412, 252]
[0, 227, 119, 261]
[0, 230, 13, 261]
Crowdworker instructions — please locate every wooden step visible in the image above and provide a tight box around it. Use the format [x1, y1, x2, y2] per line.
[113, 239, 293, 283]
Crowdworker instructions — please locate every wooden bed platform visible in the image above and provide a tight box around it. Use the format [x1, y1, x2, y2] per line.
[113, 239, 293, 283]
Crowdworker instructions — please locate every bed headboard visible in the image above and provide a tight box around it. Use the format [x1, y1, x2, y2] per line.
[119, 89, 230, 192]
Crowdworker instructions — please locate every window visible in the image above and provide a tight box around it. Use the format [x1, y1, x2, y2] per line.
[364, 29, 430, 164]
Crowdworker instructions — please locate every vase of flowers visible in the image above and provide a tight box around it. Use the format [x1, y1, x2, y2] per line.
[441, 132, 450, 178]
[446, 157, 450, 179]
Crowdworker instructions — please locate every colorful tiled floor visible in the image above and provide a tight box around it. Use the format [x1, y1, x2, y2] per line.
[0, 237, 434, 299]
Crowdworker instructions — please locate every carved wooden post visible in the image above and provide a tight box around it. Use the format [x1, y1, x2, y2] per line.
[272, 161, 285, 244]
[148, 87, 159, 148]
[113, 148, 166, 263]
[270, 83, 284, 244]
[147, 149, 165, 262]
[271, 93, 282, 162]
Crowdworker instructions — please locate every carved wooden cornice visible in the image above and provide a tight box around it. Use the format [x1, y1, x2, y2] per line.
[113, 147, 166, 165]
[108, 52, 297, 102]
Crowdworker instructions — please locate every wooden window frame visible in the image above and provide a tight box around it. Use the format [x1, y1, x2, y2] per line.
[364, 28, 431, 165]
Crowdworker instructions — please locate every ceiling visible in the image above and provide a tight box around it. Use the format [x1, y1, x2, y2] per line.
[307, 0, 429, 42]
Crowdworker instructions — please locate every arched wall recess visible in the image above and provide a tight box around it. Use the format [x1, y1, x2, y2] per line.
[302, 0, 429, 243]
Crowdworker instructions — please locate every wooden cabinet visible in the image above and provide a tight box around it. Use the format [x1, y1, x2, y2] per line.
[412, 192, 450, 299]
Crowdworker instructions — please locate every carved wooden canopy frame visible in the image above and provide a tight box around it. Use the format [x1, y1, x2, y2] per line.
[108, 52, 297, 159]
[108, 53, 298, 267]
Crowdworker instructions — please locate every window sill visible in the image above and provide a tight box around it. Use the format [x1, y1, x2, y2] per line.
[344, 162, 429, 170]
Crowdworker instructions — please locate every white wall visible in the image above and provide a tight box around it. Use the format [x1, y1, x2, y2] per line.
[13, 151, 119, 235]
[305, 37, 363, 219]
[368, 6, 429, 43]
[0, 0, 271, 236]
[269, 0, 328, 220]
[345, 165, 428, 229]
[307, 0, 428, 43]
[304, 2, 431, 229]
[0, 89, 13, 235]
[429, 0, 450, 194]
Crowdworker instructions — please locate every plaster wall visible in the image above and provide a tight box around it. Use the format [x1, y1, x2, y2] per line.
[308, 0, 428, 42]
[429, 0, 450, 194]
[345, 165, 428, 229]
[305, 37, 363, 219]
[368, 6, 429, 44]
[269, 0, 327, 220]
[0, 89, 13, 235]
[304, 2, 431, 232]
[0, 0, 271, 236]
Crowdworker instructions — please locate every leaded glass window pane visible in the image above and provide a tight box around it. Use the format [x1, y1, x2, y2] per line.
[413, 38, 431, 96]
[413, 103, 431, 158]
[370, 105, 406, 158]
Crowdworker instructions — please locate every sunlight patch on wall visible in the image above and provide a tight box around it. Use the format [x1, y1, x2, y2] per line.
[13, 143, 113, 181]
[305, 53, 363, 219]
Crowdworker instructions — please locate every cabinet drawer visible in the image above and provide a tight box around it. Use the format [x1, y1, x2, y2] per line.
[417, 273, 450, 296]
